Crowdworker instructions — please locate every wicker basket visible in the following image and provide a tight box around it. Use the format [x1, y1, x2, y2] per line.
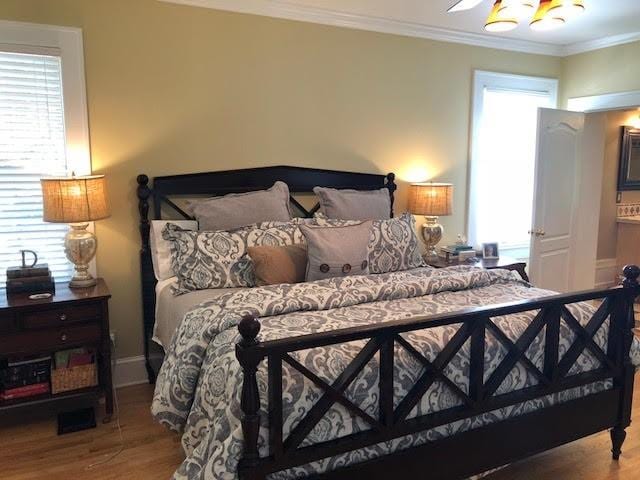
[51, 363, 97, 394]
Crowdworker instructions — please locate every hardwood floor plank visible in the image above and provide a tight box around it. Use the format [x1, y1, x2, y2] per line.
[1, 376, 639, 479]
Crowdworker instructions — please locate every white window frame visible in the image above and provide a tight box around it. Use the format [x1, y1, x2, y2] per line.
[467, 70, 559, 253]
[0, 20, 96, 277]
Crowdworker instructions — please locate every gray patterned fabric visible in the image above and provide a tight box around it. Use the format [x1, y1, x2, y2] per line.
[151, 266, 640, 480]
[313, 186, 391, 220]
[301, 221, 372, 281]
[315, 212, 426, 274]
[187, 181, 292, 231]
[163, 219, 306, 294]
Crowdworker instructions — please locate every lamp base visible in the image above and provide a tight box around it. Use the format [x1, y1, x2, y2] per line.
[64, 223, 98, 289]
[421, 216, 443, 259]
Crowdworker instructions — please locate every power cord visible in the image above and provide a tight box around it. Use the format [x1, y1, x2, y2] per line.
[85, 336, 124, 470]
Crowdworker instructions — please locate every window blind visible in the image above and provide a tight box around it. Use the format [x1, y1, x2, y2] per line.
[0, 51, 73, 287]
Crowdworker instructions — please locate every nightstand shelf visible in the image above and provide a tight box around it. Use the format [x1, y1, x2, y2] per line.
[425, 255, 530, 282]
[0, 279, 113, 421]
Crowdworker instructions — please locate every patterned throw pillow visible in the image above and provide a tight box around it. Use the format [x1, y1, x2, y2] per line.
[163, 219, 306, 294]
[314, 212, 425, 274]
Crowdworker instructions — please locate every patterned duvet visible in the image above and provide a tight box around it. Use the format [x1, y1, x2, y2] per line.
[152, 266, 640, 480]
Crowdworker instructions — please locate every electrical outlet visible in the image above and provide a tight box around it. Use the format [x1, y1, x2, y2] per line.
[109, 331, 116, 349]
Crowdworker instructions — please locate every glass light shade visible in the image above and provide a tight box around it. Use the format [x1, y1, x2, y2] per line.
[530, 0, 565, 31]
[41, 175, 111, 223]
[548, 0, 585, 19]
[485, 1, 519, 32]
[500, 0, 537, 19]
[408, 183, 453, 217]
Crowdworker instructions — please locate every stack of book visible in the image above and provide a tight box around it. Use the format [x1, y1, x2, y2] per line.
[6, 264, 55, 295]
[439, 244, 475, 262]
[0, 356, 51, 401]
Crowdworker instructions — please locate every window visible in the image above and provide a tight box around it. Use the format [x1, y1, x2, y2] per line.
[468, 71, 558, 261]
[0, 21, 90, 288]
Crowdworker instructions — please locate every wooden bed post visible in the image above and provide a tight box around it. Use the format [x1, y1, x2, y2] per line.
[236, 315, 264, 480]
[137, 174, 156, 383]
[610, 264, 639, 460]
[386, 173, 397, 218]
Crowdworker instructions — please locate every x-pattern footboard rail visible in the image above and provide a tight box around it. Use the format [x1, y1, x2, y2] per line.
[235, 266, 640, 480]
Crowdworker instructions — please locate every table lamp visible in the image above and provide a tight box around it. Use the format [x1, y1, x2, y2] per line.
[40, 175, 110, 288]
[408, 182, 453, 258]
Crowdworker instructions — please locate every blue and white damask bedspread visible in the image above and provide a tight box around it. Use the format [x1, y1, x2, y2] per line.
[151, 266, 640, 480]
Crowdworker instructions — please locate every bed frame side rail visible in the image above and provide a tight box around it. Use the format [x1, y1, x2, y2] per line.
[236, 266, 640, 480]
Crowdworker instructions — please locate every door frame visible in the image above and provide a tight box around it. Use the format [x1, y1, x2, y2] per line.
[568, 90, 640, 113]
[568, 89, 640, 288]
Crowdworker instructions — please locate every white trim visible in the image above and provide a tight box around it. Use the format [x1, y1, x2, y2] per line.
[595, 258, 618, 289]
[158, 0, 640, 57]
[0, 20, 97, 277]
[159, 0, 563, 56]
[113, 355, 161, 388]
[562, 31, 640, 57]
[467, 70, 559, 247]
[567, 90, 640, 113]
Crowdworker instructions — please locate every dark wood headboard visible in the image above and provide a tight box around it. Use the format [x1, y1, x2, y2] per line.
[136, 165, 396, 382]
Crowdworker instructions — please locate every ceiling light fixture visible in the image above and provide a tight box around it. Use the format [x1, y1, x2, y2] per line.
[499, 0, 537, 19]
[548, 0, 585, 20]
[485, 1, 519, 32]
[530, 0, 565, 31]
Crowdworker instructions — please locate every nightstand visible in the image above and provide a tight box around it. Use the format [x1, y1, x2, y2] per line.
[0, 279, 113, 422]
[425, 255, 529, 282]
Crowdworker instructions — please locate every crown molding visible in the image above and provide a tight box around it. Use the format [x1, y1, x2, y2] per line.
[159, 0, 564, 56]
[561, 31, 640, 56]
[159, 0, 640, 58]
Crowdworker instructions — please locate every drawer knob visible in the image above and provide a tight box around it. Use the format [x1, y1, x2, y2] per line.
[60, 333, 67, 342]
[59, 313, 67, 321]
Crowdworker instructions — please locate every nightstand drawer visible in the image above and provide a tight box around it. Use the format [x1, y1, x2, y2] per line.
[20, 303, 101, 330]
[0, 324, 101, 356]
[0, 310, 16, 334]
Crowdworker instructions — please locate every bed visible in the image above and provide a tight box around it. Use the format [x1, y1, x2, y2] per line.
[137, 166, 639, 480]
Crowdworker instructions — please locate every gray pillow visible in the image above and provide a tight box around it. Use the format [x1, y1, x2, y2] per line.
[301, 221, 372, 282]
[313, 186, 391, 220]
[188, 181, 292, 231]
[314, 212, 425, 274]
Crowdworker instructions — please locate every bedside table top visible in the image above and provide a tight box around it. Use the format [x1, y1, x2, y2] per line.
[0, 278, 110, 310]
[426, 255, 525, 269]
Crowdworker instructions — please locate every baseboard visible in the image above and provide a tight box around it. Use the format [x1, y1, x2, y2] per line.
[113, 354, 161, 388]
[595, 258, 618, 289]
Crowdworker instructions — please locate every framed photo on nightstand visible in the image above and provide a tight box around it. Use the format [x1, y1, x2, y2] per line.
[482, 242, 499, 259]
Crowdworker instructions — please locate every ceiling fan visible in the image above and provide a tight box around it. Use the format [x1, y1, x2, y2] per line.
[447, 0, 585, 32]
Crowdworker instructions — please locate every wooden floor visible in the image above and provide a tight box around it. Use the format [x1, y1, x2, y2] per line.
[1, 377, 640, 480]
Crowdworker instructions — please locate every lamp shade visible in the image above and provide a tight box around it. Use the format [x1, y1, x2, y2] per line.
[408, 183, 453, 217]
[41, 175, 111, 223]
[530, 0, 565, 31]
[485, 1, 518, 32]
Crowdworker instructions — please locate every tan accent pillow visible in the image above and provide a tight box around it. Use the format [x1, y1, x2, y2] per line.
[301, 221, 373, 282]
[247, 244, 308, 286]
[313, 186, 391, 220]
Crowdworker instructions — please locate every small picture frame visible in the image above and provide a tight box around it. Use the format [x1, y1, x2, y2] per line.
[482, 242, 499, 259]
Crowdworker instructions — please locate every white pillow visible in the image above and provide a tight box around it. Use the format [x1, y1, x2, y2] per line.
[150, 220, 198, 280]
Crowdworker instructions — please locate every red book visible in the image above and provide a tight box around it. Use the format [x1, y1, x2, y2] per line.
[0, 382, 49, 400]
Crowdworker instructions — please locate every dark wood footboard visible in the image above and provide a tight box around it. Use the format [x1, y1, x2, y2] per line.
[235, 266, 640, 480]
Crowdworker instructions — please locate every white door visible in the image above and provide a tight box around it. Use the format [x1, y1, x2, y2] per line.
[529, 109, 604, 292]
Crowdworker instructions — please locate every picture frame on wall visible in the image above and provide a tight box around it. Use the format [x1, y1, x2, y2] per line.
[482, 242, 499, 259]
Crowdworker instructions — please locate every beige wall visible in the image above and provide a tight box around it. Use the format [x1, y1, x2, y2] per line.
[561, 40, 640, 106]
[597, 110, 640, 260]
[0, 0, 564, 358]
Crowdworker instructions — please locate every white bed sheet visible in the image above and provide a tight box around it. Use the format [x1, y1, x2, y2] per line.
[152, 277, 244, 350]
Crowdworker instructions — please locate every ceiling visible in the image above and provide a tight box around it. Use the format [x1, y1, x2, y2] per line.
[162, 0, 640, 56]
